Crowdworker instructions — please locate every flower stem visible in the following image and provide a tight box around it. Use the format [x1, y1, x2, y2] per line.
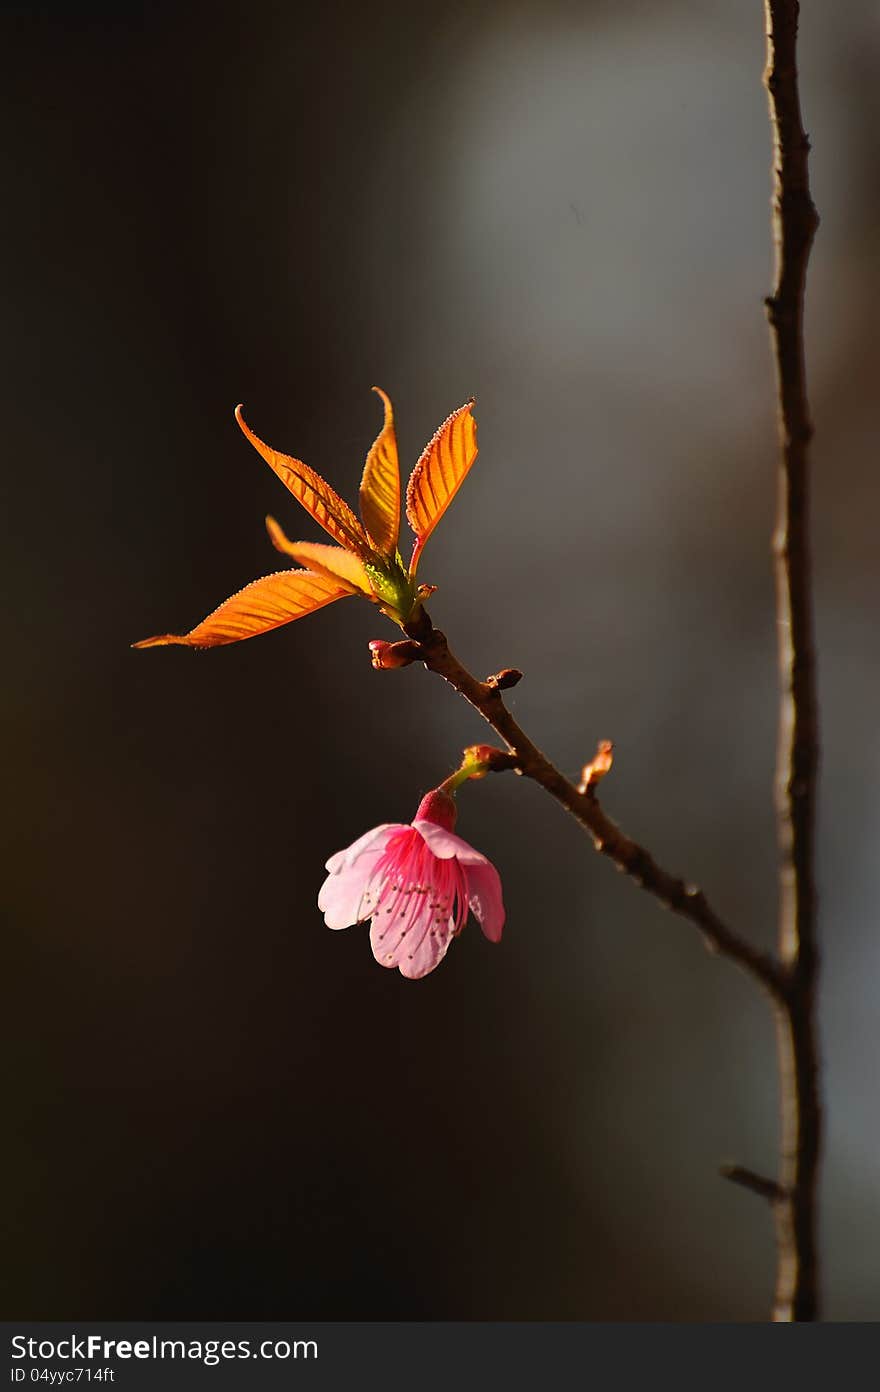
[439, 764, 480, 795]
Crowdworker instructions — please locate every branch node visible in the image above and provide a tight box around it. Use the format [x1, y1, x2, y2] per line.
[462, 744, 520, 776]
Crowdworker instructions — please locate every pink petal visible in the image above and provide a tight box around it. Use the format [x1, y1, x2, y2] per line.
[318, 850, 384, 930]
[401, 919, 455, 979]
[370, 896, 455, 979]
[324, 824, 403, 874]
[412, 819, 489, 865]
[466, 861, 505, 942]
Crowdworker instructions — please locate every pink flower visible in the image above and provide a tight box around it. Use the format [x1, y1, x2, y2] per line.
[318, 788, 505, 979]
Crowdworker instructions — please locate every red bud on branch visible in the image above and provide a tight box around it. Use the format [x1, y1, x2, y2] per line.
[368, 639, 423, 670]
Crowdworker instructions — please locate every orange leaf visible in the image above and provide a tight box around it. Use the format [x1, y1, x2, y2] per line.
[265, 516, 373, 595]
[132, 570, 351, 649]
[235, 406, 369, 555]
[405, 399, 478, 574]
[359, 387, 400, 556]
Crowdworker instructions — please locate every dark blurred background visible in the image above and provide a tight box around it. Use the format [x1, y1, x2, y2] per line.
[3, 0, 878, 1320]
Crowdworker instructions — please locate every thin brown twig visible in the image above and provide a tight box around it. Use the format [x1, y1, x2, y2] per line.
[764, 0, 822, 1322]
[403, 610, 786, 1004]
[720, 1165, 787, 1205]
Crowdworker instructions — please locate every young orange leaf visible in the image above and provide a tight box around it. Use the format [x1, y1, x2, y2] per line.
[132, 570, 351, 649]
[265, 517, 373, 595]
[359, 387, 400, 557]
[235, 406, 369, 556]
[405, 399, 478, 574]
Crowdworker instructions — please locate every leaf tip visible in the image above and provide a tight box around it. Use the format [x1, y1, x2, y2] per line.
[132, 634, 180, 649]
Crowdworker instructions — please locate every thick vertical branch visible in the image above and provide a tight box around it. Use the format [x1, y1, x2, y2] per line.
[763, 0, 822, 1322]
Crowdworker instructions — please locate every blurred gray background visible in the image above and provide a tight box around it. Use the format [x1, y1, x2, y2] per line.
[3, 0, 878, 1319]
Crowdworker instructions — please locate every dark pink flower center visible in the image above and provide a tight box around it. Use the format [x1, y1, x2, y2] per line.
[359, 827, 470, 952]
